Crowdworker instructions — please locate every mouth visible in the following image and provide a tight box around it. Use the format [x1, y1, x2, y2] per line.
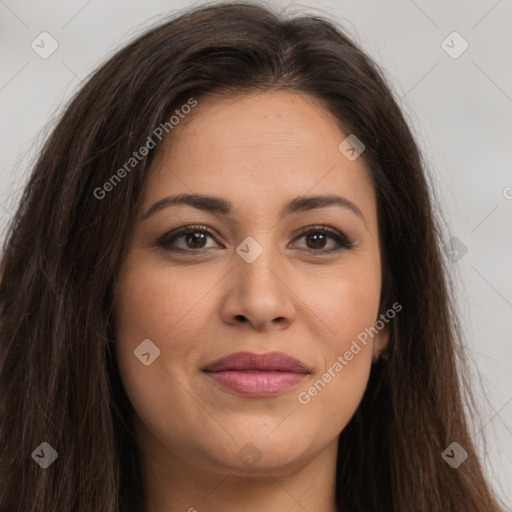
[202, 351, 310, 397]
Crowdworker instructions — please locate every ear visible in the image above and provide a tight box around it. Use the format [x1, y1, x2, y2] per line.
[371, 319, 390, 363]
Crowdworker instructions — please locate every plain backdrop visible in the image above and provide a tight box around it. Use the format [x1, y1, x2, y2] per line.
[1, 0, 511, 508]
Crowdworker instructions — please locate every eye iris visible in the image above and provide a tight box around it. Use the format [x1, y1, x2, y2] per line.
[186, 232, 207, 248]
[307, 232, 326, 249]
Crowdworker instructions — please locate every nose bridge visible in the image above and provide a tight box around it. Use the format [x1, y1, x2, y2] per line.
[236, 232, 284, 295]
[226, 231, 295, 327]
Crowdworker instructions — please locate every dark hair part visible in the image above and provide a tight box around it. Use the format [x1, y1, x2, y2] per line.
[0, 1, 504, 511]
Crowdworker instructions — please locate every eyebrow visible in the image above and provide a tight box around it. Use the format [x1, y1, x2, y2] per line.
[141, 193, 366, 223]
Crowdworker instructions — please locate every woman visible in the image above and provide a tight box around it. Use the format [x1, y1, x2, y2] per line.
[0, 2, 504, 511]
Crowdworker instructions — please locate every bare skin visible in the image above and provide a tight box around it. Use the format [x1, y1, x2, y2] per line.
[113, 90, 389, 512]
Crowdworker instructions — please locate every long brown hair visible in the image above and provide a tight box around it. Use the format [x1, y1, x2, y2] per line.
[0, 2, 504, 511]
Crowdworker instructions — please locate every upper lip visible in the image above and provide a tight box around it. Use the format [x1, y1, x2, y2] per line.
[202, 351, 310, 374]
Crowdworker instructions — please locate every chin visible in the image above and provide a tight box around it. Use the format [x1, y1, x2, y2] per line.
[199, 425, 320, 474]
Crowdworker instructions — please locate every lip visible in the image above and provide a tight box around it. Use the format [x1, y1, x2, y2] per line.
[202, 351, 310, 397]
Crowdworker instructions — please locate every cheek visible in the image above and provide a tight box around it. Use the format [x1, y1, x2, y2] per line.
[114, 256, 221, 352]
[305, 259, 382, 351]
[112, 265, 206, 451]
[112, 255, 231, 419]
[112, 260, 196, 402]
[293, 261, 381, 413]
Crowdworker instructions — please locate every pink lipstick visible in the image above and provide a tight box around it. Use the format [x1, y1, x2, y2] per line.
[202, 351, 309, 397]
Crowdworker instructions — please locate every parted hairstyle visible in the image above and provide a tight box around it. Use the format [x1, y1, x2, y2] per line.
[0, 1, 504, 511]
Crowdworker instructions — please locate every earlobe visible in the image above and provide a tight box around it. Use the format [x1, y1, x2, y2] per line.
[371, 321, 390, 363]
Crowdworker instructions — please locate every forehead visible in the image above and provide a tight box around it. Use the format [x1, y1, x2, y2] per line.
[143, 90, 376, 222]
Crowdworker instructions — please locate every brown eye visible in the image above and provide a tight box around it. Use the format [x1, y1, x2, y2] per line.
[157, 225, 220, 252]
[183, 232, 208, 249]
[304, 232, 329, 250]
[292, 226, 353, 254]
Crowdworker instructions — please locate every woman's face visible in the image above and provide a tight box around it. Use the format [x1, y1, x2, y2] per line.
[114, 91, 389, 477]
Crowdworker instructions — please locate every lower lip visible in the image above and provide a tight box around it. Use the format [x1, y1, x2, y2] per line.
[204, 370, 307, 396]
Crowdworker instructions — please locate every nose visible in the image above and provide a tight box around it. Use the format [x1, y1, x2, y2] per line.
[219, 241, 297, 331]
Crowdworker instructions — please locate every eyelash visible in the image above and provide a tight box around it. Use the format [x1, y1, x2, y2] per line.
[157, 224, 354, 255]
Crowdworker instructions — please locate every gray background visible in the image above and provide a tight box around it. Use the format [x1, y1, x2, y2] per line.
[1, 0, 511, 507]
